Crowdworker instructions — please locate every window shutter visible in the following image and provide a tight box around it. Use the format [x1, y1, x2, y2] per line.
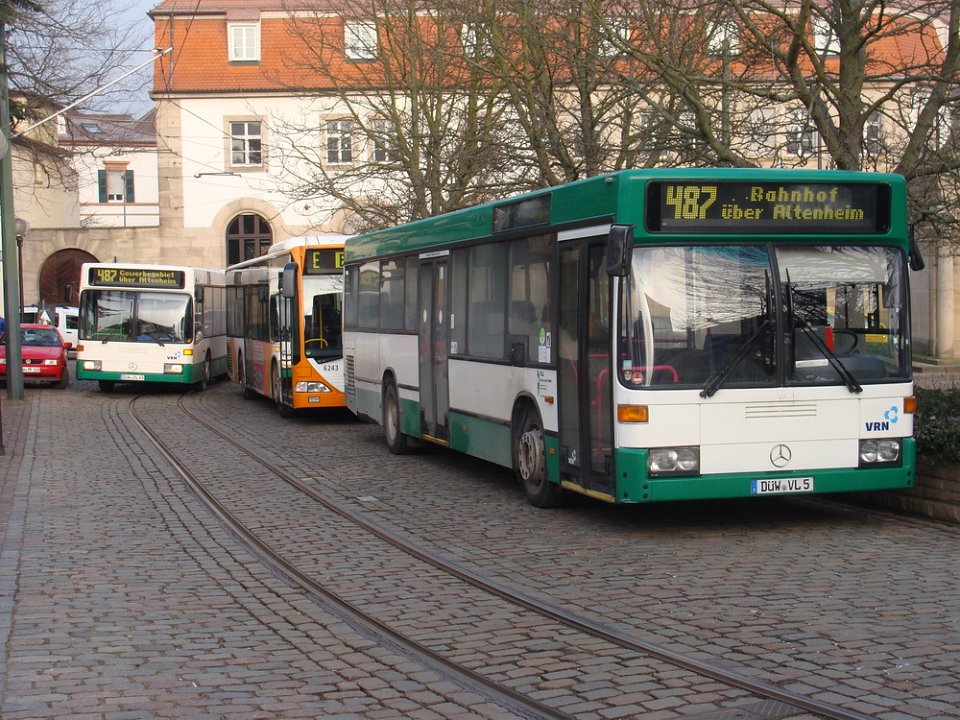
[98, 170, 107, 202]
[124, 170, 135, 203]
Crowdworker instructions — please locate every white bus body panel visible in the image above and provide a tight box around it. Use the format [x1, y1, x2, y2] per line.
[613, 383, 913, 475]
[448, 360, 558, 430]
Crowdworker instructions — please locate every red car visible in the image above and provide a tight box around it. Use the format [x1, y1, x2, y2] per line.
[0, 324, 71, 388]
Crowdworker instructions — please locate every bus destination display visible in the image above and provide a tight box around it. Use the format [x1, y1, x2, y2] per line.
[304, 248, 344, 274]
[87, 267, 186, 289]
[647, 181, 888, 234]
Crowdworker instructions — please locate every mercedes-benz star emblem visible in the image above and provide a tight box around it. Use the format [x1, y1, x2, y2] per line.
[770, 444, 792, 468]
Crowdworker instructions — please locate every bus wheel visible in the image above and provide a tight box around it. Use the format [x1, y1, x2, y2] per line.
[272, 364, 293, 418]
[98, 380, 116, 393]
[238, 355, 256, 399]
[516, 407, 561, 508]
[197, 354, 211, 391]
[383, 380, 409, 454]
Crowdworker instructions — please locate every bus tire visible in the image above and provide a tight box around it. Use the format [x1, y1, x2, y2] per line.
[272, 364, 294, 418]
[383, 380, 409, 454]
[238, 355, 256, 399]
[98, 380, 116, 393]
[515, 406, 562, 508]
[197, 353, 211, 391]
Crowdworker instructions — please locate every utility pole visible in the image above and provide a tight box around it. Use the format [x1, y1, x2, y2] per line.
[1, 20, 24, 403]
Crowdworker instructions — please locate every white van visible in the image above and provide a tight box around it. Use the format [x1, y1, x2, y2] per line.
[53, 306, 79, 349]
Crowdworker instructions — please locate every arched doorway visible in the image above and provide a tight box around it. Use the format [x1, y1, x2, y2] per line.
[38, 249, 97, 307]
[226, 213, 273, 265]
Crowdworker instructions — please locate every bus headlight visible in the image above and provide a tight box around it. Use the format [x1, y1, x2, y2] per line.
[648, 447, 700, 476]
[82, 360, 101, 371]
[164, 364, 184, 374]
[859, 439, 901, 466]
[295, 381, 331, 393]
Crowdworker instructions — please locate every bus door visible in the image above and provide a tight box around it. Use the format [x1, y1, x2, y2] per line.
[418, 256, 449, 443]
[557, 238, 614, 496]
[274, 286, 295, 407]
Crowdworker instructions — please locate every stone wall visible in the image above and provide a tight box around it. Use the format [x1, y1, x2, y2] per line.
[858, 464, 960, 524]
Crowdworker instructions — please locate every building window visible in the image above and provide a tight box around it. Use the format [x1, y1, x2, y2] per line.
[746, 108, 776, 156]
[707, 21, 739, 56]
[345, 21, 377, 60]
[461, 23, 493, 58]
[226, 213, 272, 265]
[865, 112, 883, 154]
[228, 120, 264, 168]
[598, 18, 631, 57]
[786, 111, 816, 156]
[812, 16, 839, 56]
[370, 119, 396, 162]
[229, 23, 260, 62]
[98, 168, 135, 203]
[325, 120, 354, 164]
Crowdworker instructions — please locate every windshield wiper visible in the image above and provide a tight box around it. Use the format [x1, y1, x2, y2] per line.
[793, 317, 862, 394]
[700, 318, 771, 398]
[143, 331, 166, 347]
[784, 273, 861, 394]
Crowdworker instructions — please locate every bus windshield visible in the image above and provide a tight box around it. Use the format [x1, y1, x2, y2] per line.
[80, 291, 193, 343]
[619, 244, 908, 390]
[302, 275, 343, 361]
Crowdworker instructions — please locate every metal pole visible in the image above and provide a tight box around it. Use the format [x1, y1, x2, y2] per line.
[16, 231, 22, 309]
[1, 21, 24, 401]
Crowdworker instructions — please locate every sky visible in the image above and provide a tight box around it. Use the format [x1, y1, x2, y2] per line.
[117, 0, 161, 116]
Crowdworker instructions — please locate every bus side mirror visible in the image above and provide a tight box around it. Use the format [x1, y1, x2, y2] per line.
[606, 224, 634, 276]
[281, 262, 297, 299]
[908, 226, 925, 271]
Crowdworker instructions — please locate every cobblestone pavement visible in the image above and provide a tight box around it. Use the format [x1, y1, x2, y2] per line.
[1, 367, 958, 719]
[0, 378, 516, 719]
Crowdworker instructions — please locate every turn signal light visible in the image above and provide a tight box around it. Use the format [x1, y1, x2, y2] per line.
[617, 404, 649, 423]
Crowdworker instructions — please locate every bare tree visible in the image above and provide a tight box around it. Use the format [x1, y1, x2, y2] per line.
[5, 0, 152, 120]
[270, 0, 517, 230]
[613, 0, 960, 240]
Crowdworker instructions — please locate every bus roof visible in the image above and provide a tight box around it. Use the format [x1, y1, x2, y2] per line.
[227, 234, 350, 272]
[345, 168, 909, 261]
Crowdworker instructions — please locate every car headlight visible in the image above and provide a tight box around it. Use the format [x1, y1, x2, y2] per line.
[648, 446, 700, 476]
[43, 359, 60, 366]
[859, 439, 901, 466]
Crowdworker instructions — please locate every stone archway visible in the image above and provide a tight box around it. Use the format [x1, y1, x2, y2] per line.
[38, 249, 98, 307]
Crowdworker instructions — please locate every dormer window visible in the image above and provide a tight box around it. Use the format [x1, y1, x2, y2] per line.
[707, 21, 739, 56]
[813, 16, 839, 56]
[229, 22, 260, 62]
[345, 21, 377, 61]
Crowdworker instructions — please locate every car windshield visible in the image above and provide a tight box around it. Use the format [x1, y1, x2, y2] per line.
[618, 244, 909, 390]
[20, 328, 62, 347]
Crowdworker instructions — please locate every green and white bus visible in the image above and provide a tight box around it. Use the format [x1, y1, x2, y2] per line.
[343, 169, 918, 507]
[77, 263, 227, 392]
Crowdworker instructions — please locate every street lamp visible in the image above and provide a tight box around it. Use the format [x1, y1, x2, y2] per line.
[14, 217, 26, 314]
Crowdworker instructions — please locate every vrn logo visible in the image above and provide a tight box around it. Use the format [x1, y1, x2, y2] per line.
[865, 406, 899, 432]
